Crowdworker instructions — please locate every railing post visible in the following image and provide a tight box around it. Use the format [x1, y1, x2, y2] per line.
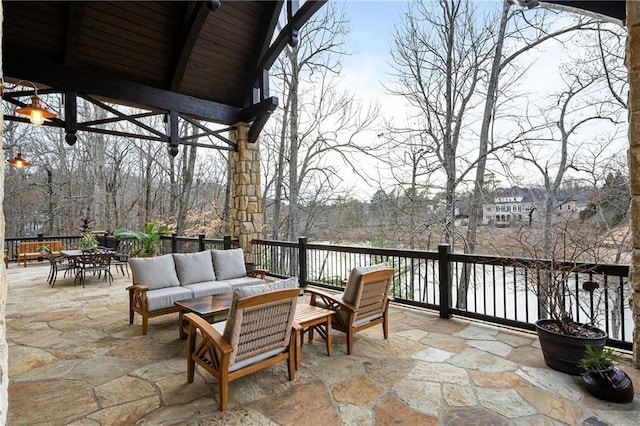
[438, 243, 452, 319]
[223, 235, 232, 250]
[198, 234, 205, 252]
[37, 233, 44, 242]
[171, 233, 178, 254]
[298, 236, 307, 288]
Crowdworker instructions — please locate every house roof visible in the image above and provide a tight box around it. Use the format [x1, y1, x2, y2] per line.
[1, 1, 325, 147]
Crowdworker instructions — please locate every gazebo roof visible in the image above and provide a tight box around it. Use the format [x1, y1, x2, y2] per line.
[1, 0, 325, 147]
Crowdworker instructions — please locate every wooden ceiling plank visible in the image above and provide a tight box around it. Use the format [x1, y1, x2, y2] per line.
[85, 1, 179, 38]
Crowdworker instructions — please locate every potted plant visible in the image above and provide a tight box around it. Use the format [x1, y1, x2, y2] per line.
[515, 221, 608, 375]
[77, 232, 99, 251]
[113, 220, 171, 257]
[579, 345, 634, 403]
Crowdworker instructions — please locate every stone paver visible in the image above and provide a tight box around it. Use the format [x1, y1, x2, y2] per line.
[5, 264, 639, 425]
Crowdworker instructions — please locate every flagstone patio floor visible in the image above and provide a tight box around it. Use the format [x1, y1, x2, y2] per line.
[5, 263, 640, 425]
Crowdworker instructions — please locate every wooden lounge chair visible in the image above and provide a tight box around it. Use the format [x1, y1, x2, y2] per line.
[185, 285, 299, 411]
[306, 266, 394, 355]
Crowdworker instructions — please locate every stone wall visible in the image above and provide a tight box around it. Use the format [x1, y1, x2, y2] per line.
[230, 124, 262, 261]
[0, 1, 9, 421]
[628, 0, 640, 367]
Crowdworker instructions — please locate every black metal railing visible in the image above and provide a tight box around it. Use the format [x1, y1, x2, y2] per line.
[4, 233, 234, 263]
[5, 233, 632, 349]
[252, 238, 632, 350]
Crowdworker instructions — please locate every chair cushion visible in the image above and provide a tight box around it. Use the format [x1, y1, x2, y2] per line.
[204, 323, 285, 372]
[129, 254, 180, 290]
[173, 251, 216, 285]
[146, 286, 193, 311]
[211, 248, 246, 280]
[223, 277, 298, 344]
[233, 277, 297, 298]
[182, 281, 232, 298]
[343, 262, 389, 305]
[222, 276, 266, 290]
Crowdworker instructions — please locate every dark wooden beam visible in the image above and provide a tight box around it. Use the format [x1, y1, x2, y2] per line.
[169, 110, 179, 156]
[64, 2, 83, 67]
[4, 53, 242, 125]
[287, 0, 300, 47]
[239, 97, 279, 143]
[170, 1, 212, 91]
[64, 90, 78, 145]
[243, 0, 284, 105]
[249, 0, 327, 91]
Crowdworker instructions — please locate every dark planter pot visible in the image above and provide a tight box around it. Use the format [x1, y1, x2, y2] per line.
[582, 366, 634, 403]
[535, 319, 607, 376]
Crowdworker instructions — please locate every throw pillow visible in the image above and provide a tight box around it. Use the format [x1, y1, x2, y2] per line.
[211, 248, 246, 280]
[173, 251, 216, 285]
[129, 254, 180, 290]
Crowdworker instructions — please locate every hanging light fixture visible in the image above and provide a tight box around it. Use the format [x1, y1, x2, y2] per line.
[1, 78, 57, 126]
[16, 95, 57, 125]
[6, 147, 31, 169]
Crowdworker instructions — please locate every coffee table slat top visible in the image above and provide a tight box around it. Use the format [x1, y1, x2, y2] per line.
[295, 304, 334, 323]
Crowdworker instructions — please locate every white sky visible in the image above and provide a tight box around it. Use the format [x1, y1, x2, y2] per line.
[320, 0, 628, 201]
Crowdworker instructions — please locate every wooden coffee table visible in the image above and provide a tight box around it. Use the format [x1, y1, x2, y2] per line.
[175, 292, 233, 339]
[294, 304, 334, 369]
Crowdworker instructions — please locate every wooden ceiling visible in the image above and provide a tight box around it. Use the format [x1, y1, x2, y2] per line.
[534, 1, 625, 23]
[2, 0, 325, 147]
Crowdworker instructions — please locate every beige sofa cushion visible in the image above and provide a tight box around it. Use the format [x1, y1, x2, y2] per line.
[173, 251, 216, 285]
[129, 254, 180, 290]
[211, 248, 246, 280]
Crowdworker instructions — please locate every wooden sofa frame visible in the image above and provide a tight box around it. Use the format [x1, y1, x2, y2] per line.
[127, 268, 267, 335]
[18, 240, 64, 267]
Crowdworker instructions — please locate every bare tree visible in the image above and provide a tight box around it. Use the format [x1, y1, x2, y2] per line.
[510, 66, 622, 256]
[386, 0, 496, 247]
[268, 3, 378, 240]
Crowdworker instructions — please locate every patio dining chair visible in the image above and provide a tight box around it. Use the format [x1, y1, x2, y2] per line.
[41, 246, 76, 287]
[111, 240, 132, 277]
[306, 265, 394, 355]
[75, 250, 113, 287]
[185, 282, 299, 411]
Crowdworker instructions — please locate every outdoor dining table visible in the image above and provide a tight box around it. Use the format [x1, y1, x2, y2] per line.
[60, 249, 114, 287]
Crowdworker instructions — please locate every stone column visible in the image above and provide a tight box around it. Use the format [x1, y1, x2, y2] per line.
[229, 123, 262, 261]
[628, 0, 640, 368]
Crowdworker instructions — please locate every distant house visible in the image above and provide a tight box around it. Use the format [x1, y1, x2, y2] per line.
[482, 187, 588, 226]
[555, 194, 589, 218]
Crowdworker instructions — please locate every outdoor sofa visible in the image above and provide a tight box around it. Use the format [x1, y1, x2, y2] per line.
[127, 248, 266, 334]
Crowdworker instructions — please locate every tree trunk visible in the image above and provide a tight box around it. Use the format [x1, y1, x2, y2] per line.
[459, 1, 510, 308]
